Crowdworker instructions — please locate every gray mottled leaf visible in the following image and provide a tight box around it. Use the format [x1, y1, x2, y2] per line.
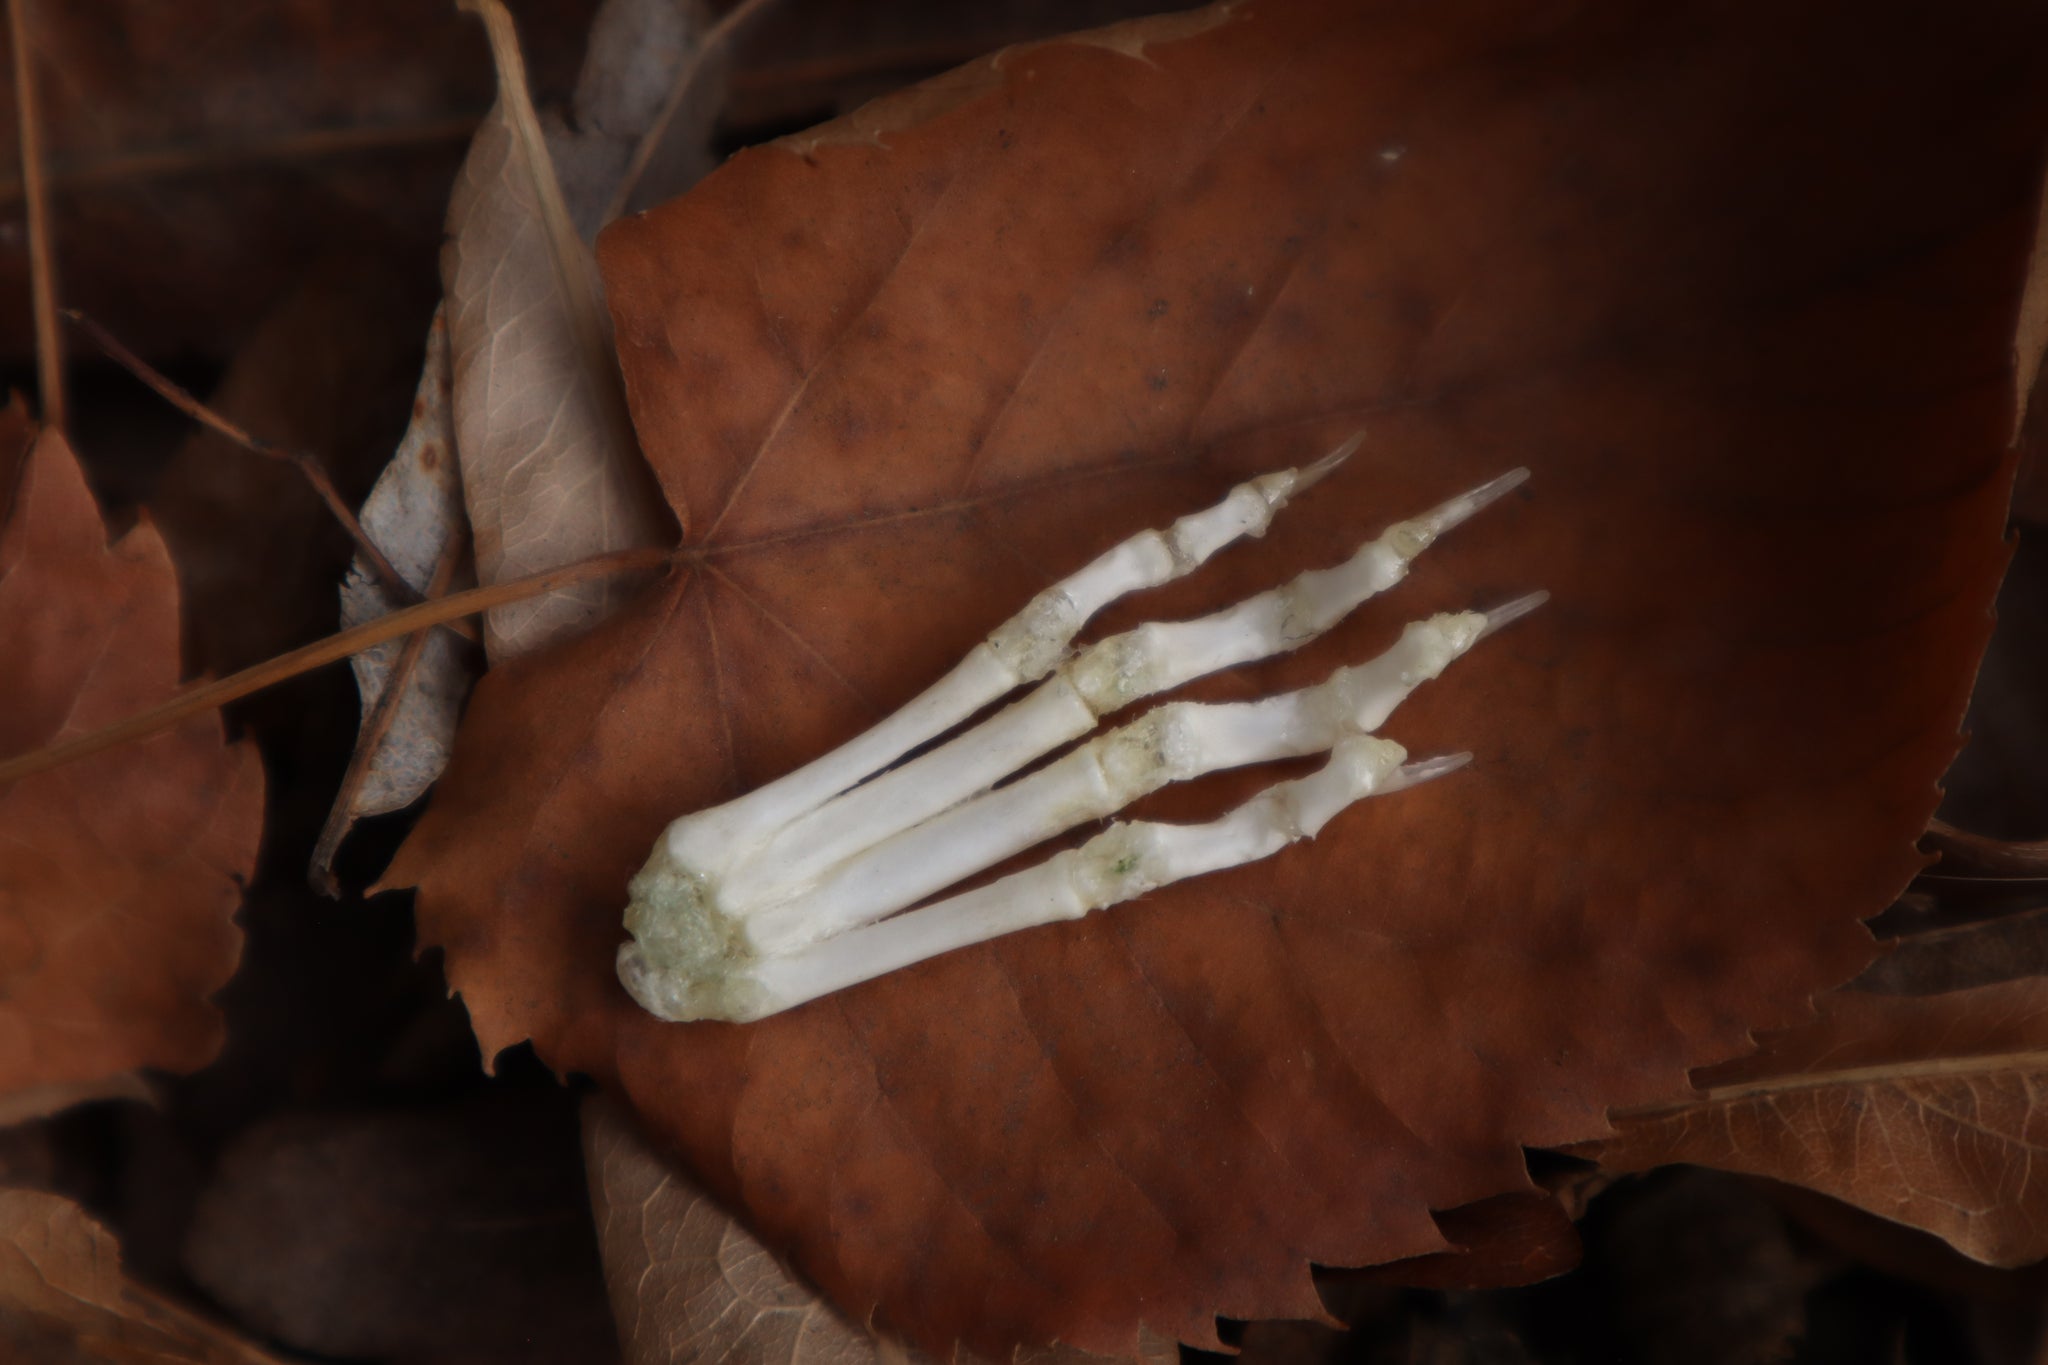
[338, 307, 475, 820]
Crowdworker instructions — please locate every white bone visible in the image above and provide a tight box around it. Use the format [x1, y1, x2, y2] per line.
[670, 741, 1470, 1024]
[615, 450, 1538, 1025]
[735, 608, 1519, 955]
[656, 435, 1363, 885]
[732, 468, 1529, 900]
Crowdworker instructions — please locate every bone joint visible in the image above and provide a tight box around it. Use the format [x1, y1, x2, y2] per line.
[617, 436, 1540, 1023]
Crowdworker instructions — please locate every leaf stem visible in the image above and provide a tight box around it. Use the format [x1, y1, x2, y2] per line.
[0, 546, 672, 787]
[8, 0, 64, 429]
[62, 307, 470, 638]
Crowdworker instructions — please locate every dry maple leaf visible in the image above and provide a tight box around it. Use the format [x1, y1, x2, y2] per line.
[1585, 976, 2048, 1269]
[0, 407, 263, 1115]
[388, 0, 2044, 1352]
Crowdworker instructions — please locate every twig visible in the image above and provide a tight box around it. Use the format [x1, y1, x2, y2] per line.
[603, 0, 781, 225]
[8, 0, 64, 428]
[309, 523, 471, 895]
[0, 115, 482, 205]
[62, 308, 476, 641]
[1923, 819, 2048, 879]
[0, 545, 673, 786]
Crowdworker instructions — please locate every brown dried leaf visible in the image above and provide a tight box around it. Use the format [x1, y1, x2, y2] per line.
[0, 1187, 287, 1365]
[442, 0, 670, 661]
[392, 0, 2041, 1351]
[1586, 977, 2048, 1268]
[0, 412, 263, 1109]
[0, 0, 1182, 366]
[1351, 1194, 1581, 1294]
[584, 1094, 901, 1365]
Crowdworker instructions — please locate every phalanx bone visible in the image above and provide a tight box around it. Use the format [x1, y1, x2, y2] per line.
[617, 435, 1542, 1023]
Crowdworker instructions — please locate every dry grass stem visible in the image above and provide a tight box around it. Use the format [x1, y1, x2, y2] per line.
[8, 0, 64, 428]
[63, 308, 476, 639]
[0, 545, 671, 786]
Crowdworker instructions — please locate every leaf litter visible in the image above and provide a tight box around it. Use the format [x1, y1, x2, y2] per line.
[10, 0, 2048, 1360]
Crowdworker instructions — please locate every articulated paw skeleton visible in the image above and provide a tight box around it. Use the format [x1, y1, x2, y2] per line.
[617, 436, 1541, 1023]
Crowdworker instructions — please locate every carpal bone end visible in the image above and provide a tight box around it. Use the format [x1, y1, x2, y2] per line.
[618, 841, 769, 1023]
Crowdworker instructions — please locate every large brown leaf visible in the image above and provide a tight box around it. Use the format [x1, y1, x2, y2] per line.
[389, 0, 2042, 1351]
[0, 413, 263, 1113]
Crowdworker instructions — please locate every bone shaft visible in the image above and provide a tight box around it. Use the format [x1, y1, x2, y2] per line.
[1065, 540, 1410, 712]
[737, 678, 1099, 903]
[660, 644, 1020, 875]
[736, 474, 1516, 898]
[742, 737, 1421, 1017]
[743, 613, 1481, 950]
[745, 743, 1120, 955]
[979, 448, 1347, 680]
[663, 446, 1352, 877]
[1051, 466, 1527, 716]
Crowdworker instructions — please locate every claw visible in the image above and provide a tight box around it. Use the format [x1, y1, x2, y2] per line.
[1393, 750, 1475, 785]
[1478, 589, 1550, 639]
[1419, 466, 1530, 537]
[1295, 428, 1366, 489]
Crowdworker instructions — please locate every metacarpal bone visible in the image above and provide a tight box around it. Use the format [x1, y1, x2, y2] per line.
[687, 740, 1469, 1024]
[735, 606, 1510, 958]
[653, 435, 1361, 886]
[736, 469, 1529, 898]
[614, 442, 1541, 1026]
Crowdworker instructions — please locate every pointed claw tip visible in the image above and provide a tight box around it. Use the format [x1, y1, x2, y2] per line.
[1419, 465, 1532, 535]
[1298, 430, 1365, 487]
[1477, 589, 1549, 638]
[1494, 465, 1532, 494]
[1399, 751, 1474, 783]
